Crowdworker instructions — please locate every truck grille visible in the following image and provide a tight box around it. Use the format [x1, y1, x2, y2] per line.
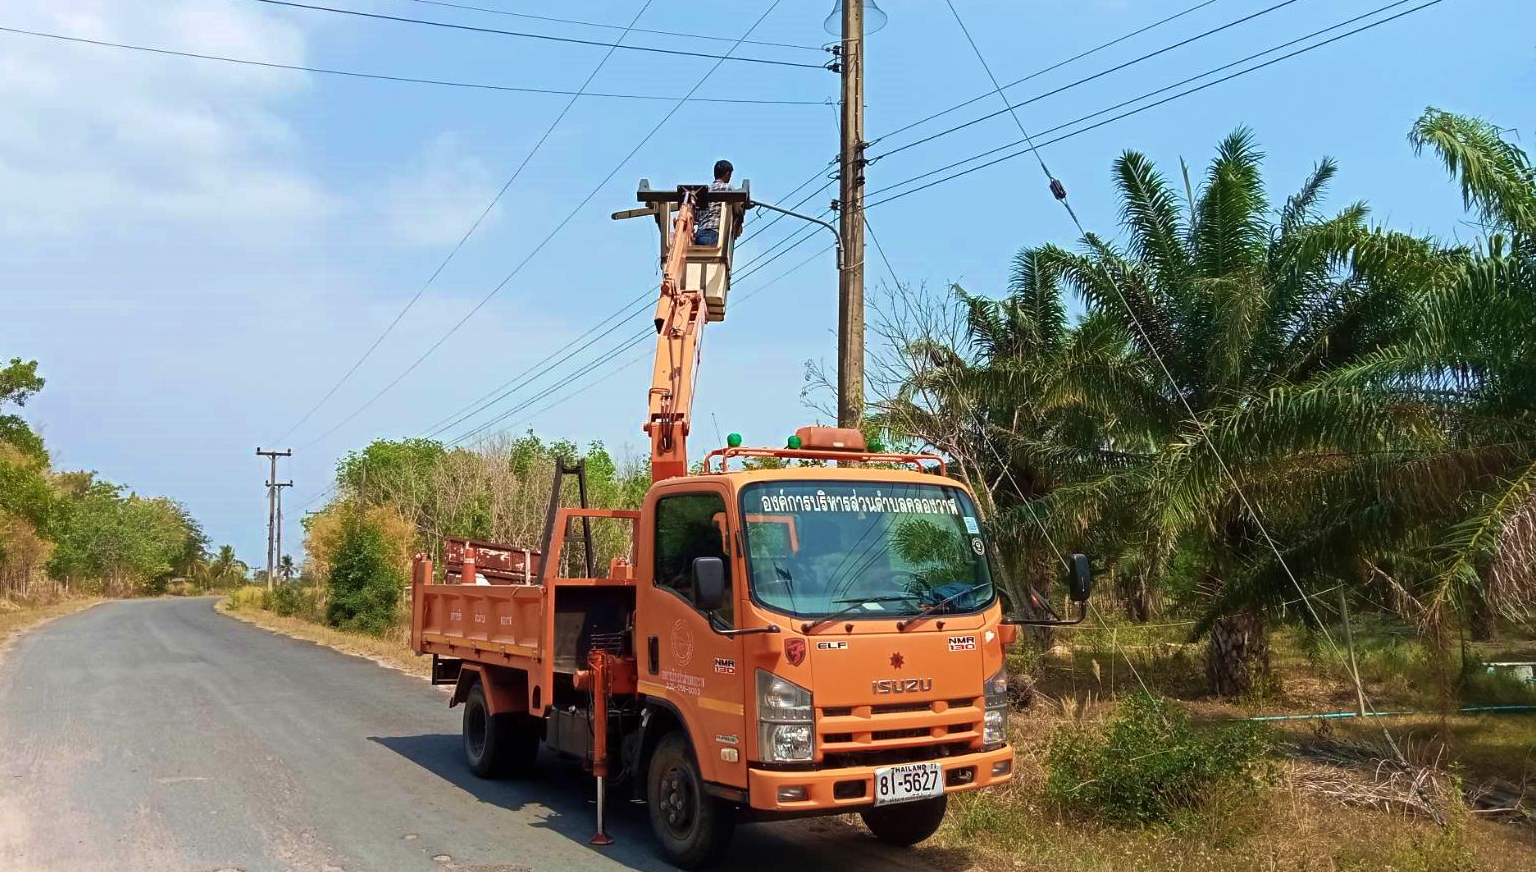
[817, 696, 984, 765]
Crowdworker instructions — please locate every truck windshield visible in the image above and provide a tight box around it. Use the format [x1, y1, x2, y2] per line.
[739, 481, 994, 619]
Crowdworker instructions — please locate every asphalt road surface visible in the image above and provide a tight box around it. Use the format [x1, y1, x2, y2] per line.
[0, 598, 966, 872]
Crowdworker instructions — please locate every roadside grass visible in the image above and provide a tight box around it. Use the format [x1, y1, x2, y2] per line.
[922, 705, 1536, 872]
[217, 592, 427, 679]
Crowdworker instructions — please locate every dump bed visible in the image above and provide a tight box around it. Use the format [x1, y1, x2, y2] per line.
[410, 507, 640, 710]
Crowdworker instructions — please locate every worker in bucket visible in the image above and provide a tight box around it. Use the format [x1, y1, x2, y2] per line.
[692, 159, 733, 246]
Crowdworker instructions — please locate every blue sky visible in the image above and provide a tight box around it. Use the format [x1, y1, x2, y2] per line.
[2, 0, 1531, 566]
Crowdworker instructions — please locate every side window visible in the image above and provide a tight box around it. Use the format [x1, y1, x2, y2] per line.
[654, 492, 733, 625]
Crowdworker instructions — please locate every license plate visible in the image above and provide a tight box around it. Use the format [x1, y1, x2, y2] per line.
[873, 762, 943, 806]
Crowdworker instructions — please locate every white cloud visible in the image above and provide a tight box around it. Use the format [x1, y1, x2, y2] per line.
[378, 131, 502, 247]
[0, 0, 329, 239]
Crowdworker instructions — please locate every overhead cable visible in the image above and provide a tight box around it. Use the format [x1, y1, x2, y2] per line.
[391, 0, 822, 51]
[869, 0, 1311, 160]
[244, 0, 824, 69]
[0, 26, 822, 104]
[873, 0, 1232, 145]
[866, 0, 1449, 210]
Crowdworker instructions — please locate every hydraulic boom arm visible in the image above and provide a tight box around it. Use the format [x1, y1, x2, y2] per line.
[619, 181, 748, 483]
[647, 198, 703, 482]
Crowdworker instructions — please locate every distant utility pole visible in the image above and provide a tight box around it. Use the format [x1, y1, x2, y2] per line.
[256, 448, 292, 592]
[270, 480, 293, 582]
[833, 1, 876, 429]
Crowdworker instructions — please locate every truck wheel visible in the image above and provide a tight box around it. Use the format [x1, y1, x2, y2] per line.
[860, 795, 947, 847]
[463, 683, 500, 778]
[463, 684, 541, 779]
[647, 733, 734, 869]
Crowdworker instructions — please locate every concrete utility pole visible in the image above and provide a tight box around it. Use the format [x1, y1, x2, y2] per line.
[835, 0, 868, 429]
[269, 480, 293, 582]
[256, 448, 291, 592]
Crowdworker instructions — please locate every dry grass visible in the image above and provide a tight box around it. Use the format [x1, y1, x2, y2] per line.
[216, 597, 430, 679]
[918, 706, 1536, 872]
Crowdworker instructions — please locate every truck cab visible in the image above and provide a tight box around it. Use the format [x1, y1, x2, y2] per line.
[635, 463, 1015, 825]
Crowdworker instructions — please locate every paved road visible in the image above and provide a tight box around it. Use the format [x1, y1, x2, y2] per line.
[0, 598, 963, 872]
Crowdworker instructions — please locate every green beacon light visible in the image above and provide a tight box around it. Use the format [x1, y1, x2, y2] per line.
[786, 435, 803, 449]
[867, 437, 885, 453]
[726, 432, 743, 448]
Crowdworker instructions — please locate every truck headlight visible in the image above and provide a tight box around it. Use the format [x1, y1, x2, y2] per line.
[757, 670, 814, 762]
[983, 666, 1008, 748]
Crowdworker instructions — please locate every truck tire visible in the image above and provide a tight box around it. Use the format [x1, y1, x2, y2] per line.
[646, 733, 734, 869]
[462, 684, 541, 779]
[860, 794, 947, 847]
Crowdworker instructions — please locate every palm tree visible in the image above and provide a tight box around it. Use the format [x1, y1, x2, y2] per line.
[987, 130, 1446, 694]
[1311, 109, 1536, 642]
[207, 545, 248, 588]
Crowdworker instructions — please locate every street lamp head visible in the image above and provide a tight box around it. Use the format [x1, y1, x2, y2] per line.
[824, 0, 887, 36]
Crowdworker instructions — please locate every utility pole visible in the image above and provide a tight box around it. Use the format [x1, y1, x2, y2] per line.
[256, 448, 291, 592]
[270, 480, 293, 582]
[835, 0, 867, 429]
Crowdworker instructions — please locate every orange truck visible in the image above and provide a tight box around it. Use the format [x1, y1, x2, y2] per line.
[409, 182, 1092, 868]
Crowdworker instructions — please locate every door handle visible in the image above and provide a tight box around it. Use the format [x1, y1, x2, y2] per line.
[647, 635, 659, 675]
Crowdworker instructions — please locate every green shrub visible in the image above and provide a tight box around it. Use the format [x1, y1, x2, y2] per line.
[1045, 692, 1274, 827]
[324, 510, 404, 636]
[268, 583, 304, 617]
[226, 585, 265, 611]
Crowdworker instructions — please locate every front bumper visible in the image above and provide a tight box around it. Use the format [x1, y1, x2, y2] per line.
[746, 744, 1014, 812]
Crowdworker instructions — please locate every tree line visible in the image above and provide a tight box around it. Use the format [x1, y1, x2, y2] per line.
[0, 357, 237, 598]
[868, 108, 1535, 694]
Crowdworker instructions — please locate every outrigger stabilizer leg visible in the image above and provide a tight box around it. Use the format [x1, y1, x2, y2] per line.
[580, 650, 615, 846]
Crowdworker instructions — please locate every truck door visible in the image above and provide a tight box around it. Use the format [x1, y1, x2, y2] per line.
[637, 486, 748, 789]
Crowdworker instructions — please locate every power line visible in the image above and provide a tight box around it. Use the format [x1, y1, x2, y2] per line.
[243, 0, 824, 69]
[0, 25, 822, 105]
[421, 294, 655, 438]
[873, 0, 1231, 146]
[449, 238, 835, 449]
[391, 0, 822, 52]
[294, 0, 793, 452]
[275, 0, 658, 443]
[942, 0, 1075, 225]
[447, 328, 654, 446]
[866, 0, 1450, 211]
[869, 0, 1311, 162]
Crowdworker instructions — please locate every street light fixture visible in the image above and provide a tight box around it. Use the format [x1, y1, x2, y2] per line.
[824, 0, 887, 36]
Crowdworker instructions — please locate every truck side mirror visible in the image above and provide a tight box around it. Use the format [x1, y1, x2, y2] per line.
[1068, 553, 1093, 603]
[693, 557, 726, 613]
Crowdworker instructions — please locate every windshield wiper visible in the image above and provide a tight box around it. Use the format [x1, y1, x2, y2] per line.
[896, 583, 991, 631]
[800, 596, 915, 634]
